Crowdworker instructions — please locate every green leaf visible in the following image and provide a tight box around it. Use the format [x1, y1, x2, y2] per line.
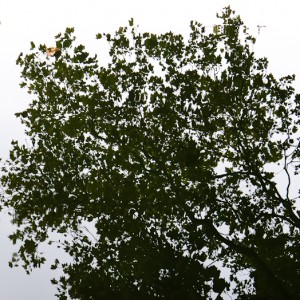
[4, 7, 300, 300]
[213, 278, 227, 294]
[96, 33, 102, 39]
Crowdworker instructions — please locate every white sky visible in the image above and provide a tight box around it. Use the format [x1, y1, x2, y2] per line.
[0, 0, 300, 299]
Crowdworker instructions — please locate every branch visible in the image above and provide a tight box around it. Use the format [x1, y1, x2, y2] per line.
[212, 171, 249, 179]
[188, 214, 294, 299]
[283, 149, 291, 200]
[237, 138, 300, 228]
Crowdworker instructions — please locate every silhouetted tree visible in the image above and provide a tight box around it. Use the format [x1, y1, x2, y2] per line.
[2, 7, 300, 299]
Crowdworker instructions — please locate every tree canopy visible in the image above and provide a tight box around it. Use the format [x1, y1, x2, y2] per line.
[1, 7, 300, 299]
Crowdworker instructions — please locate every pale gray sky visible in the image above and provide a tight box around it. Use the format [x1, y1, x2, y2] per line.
[0, 0, 300, 299]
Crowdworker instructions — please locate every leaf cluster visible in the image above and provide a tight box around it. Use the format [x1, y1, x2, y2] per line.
[2, 6, 300, 299]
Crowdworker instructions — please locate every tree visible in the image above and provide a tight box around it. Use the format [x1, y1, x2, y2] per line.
[1, 7, 300, 299]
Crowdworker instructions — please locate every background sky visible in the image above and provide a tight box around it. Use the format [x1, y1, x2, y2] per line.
[0, 0, 300, 299]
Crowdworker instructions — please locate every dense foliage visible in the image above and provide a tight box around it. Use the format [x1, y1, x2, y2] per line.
[2, 7, 300, 299]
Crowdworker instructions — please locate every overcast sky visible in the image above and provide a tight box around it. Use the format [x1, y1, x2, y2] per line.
[1, 0, 300, 299]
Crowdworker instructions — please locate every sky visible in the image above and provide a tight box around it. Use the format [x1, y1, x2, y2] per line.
[0, 0, 300, 299]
